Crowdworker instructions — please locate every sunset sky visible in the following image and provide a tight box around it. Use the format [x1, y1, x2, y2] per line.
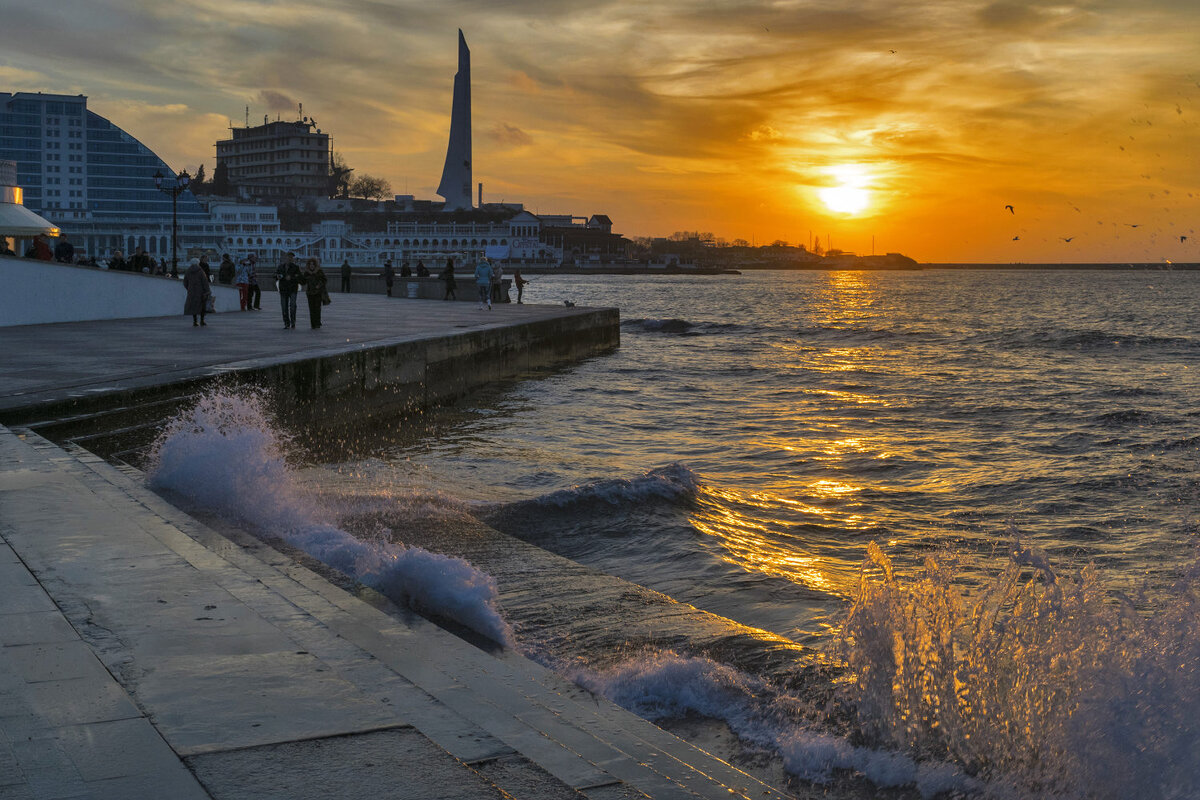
[1, 0, 1197, 262]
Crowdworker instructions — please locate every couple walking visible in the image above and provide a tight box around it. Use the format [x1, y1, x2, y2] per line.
[275, 252, 330, 329]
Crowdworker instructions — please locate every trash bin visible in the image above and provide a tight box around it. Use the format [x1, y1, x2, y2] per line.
[406, 282, 419, 299]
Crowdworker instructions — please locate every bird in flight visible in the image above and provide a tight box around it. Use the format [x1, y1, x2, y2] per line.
[1004, 204, 1015, 214]
[1012, 236, 1020, 241]
[1182, 235, 1189, 242]
[1060, 237, 1074, 242]
[1126, 223, 1140, 227]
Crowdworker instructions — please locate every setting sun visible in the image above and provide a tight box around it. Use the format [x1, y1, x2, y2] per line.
[818, 165, 872, 215]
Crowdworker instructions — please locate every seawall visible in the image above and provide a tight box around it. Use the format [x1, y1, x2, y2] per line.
[0, 295, 618, 434]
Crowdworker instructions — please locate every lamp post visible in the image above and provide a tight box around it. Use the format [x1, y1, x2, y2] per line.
[153, 169, 190, 277]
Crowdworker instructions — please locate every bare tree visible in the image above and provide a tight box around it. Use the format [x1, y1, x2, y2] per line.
[349, 174, 392, 201]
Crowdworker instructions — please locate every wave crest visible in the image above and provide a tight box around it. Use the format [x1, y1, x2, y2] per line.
[146, 389, 515, 647]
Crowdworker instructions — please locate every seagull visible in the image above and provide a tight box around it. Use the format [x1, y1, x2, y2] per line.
[1004, 205, 1015, 214]
[1126, 223, 1140, 228]
[1012, 236, 1020, 241]
[1182, 235, 1189, 242]
[1061, 237, 1074, 242]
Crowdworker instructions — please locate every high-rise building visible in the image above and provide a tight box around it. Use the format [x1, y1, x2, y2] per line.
[0, 91, 219, 260]
[437, 30, 473, 211]
[215, 118, 330, 202]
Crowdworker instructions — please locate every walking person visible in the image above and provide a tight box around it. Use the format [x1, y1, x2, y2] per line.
[474, 257, 493, 310]
[340, 259, 352, 292]
[300, 257, 328, 329]
[382, 259, 395, 297]
[490, 260, 505, 304]
[183, 257, 211, 327]
[275, 251, 302, 329]
[246, 254, 262, 309]
[442, 257, 457, 300]
[514, 270, 529, 304]
[234, 255, 252, 310]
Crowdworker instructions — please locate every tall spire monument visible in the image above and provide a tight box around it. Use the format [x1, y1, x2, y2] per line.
[437, 29, 473, 211]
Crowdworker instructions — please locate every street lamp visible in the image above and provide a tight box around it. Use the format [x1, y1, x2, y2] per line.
[153, 168, 190, 277]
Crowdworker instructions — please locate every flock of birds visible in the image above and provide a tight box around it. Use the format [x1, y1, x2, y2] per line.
[1003, 203, 1190, 247]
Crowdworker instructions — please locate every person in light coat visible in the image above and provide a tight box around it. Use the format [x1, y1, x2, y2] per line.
[474, 258, 493, 310]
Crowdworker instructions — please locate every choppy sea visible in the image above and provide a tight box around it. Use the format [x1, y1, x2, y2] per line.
[147, 269, 1200, 798]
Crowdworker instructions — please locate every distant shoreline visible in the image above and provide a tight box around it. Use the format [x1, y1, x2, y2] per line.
[927, 262, 1200, 270]
[511, 261, 1199, 276]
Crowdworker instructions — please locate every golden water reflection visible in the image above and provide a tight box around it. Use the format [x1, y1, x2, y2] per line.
[692, 485, 866, 600]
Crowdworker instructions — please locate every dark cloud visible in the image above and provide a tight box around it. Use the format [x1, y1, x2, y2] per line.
[258, 90, 298, 112]
[486, 123, 534, 146]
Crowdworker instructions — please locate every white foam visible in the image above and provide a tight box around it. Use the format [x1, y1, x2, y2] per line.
[573, 650, 976, 796]
[146, 389, 515, 647]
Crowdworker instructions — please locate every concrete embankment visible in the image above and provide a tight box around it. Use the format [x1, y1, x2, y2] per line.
[0, 294, 618, 433]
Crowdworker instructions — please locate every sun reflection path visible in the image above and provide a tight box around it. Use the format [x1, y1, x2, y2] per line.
[690, 485, 868, 600]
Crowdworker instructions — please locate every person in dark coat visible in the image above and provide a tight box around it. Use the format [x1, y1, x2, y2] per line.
[217, 254, 236, 285]
[246, 254, 261, 309]
[383, 260, 395, 296]
[275, 252, 302, 328]
[513, 270, 529, 304]
[340, 260, 352, 292]
[106, 250, 128, 271]
[53, 235, 75, 263]
[183, 259, 211, 327]
[129, 246, 151, 273]
[442, 258, 457, 300]
[300, 257, 328, 329]
[415, 260, 429, 277]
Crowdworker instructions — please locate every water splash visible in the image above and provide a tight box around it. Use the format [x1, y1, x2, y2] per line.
[573, 649, 976, 797]
[837, 540, 1200, 798]
[146, 389, 515, 647]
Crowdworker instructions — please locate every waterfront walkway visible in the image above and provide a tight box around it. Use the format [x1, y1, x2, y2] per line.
[0, 298, 790, 799]
[0, 293, 599, 420]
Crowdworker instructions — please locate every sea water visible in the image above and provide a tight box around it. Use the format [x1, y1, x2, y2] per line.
[147, 269, 1200, 798]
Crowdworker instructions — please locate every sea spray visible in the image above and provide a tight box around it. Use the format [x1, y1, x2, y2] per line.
[146, 389, 515, 647]
[837, 540, 1200, 798]
[572, 649, 976, 796]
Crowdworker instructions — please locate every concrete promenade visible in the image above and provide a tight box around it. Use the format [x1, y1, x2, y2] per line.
[0, 298, 793, 799]
[0, 292, 616, 426]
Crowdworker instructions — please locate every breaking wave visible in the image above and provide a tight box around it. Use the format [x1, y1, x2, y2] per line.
[497, 463, 701, 512]
[145, 389, 515, 647]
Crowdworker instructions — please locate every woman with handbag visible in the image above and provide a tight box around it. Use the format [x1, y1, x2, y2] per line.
[300, 257, 329, 329]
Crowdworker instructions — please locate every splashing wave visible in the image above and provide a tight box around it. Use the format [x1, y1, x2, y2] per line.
[146, 389, 515, 647]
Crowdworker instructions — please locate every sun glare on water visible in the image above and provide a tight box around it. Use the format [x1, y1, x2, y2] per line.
[818, 165, 872, 215]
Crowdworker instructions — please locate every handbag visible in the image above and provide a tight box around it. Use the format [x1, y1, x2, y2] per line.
[321, 290, 331, 306]
[204, 294, 215, 313]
